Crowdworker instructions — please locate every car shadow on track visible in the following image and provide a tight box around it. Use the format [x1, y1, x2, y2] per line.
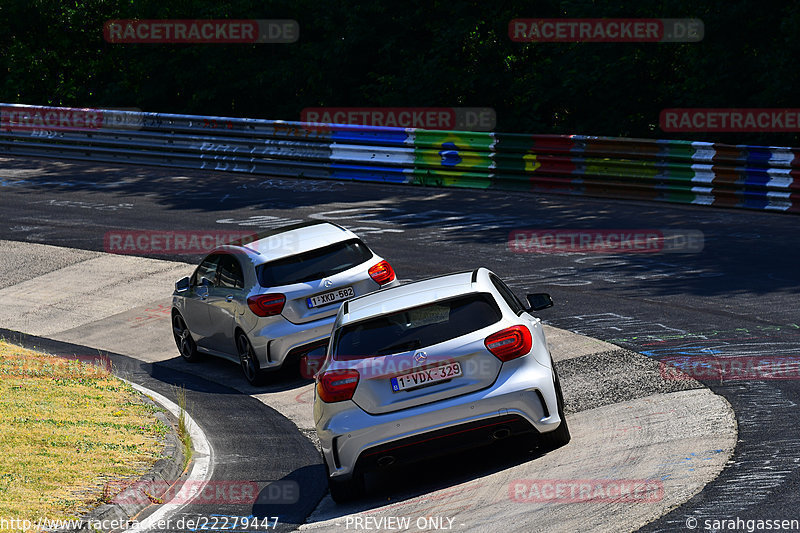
[250, 464, 327, 525]
[304, 435, 554, 522]
[156, 353, 314, 394]
[0, 327, 313, 397]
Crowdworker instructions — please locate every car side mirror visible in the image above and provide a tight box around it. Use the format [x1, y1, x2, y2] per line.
[175, 276, 190, 293]
[526, 293, 554, 311]
[300, 346, 327, 379]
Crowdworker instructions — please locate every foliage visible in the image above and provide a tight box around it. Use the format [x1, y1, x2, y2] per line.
[1, 0, 797, 144]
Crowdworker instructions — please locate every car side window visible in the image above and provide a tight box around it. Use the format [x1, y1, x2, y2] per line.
[490, 275, 525, 315]
[192, 254, 221, 287]
[217, 254, 245, 290]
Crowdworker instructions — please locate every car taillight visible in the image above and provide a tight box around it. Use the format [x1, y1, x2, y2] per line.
[247, 294, 286, 317]
[485, 325, 532, 362]
[368, 260, 395, 285]
[317, 369, 360, 403]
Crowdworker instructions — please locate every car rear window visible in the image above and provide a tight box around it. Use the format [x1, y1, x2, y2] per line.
[333, 293, 502, 359]
[256, 238, 373, 287]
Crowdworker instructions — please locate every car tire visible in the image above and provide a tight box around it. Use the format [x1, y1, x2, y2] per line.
[541, 363, 571, 449]
[172, 312, 201, 362]
[236, 332, 266, 386]
[324, 457, 365, 503]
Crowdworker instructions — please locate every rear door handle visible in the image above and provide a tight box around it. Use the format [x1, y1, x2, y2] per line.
[226, 295, 234, 302]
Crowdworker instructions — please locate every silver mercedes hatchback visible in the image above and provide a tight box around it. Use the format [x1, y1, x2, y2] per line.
[171, 221, 398, 384]
[312, 267, 569, 502]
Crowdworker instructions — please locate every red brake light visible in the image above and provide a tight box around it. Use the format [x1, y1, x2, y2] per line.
[485, 325, 533, 362]
[316, 369, 360, 403]
[368, 260, 395, 285]
[247, 294, 286, 317]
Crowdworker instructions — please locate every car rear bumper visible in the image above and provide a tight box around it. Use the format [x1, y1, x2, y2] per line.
[315, 358, 562, 479]
[356, 413, 535, 471]
[247, 314, 336, 370]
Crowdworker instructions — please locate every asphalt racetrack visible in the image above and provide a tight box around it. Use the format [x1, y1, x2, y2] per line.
[1, 155, 799, 531]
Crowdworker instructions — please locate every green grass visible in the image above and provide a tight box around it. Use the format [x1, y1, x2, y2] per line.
[174, 385, 193, 470]
[0, 341, 168, 528]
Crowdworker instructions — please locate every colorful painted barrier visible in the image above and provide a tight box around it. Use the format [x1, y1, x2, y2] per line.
[1, 103, 798, 213]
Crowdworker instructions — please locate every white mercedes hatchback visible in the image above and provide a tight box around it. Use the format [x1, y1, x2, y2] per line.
[313, 267, 569, 502]
[171, 221, 398, 384]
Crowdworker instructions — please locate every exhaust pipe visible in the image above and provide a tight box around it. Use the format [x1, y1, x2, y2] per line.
[492, 427, 512, 440]
[377, 455, 396, 468]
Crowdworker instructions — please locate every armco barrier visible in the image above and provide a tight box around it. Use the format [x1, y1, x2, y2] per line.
[1, 103, 798, 213]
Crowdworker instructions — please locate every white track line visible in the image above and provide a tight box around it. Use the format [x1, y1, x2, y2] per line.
[123, 380, 214, 533]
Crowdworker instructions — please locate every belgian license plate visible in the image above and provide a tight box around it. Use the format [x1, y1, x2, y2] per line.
[306, 286, 354, 308]
[391, 362, 462, 392]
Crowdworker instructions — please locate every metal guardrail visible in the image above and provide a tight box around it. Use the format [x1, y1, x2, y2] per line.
[1, 103, 798, 213]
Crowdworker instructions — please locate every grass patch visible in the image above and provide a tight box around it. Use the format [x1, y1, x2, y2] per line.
[174, 385, 193, 470]
[0, 341, 168, 526]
